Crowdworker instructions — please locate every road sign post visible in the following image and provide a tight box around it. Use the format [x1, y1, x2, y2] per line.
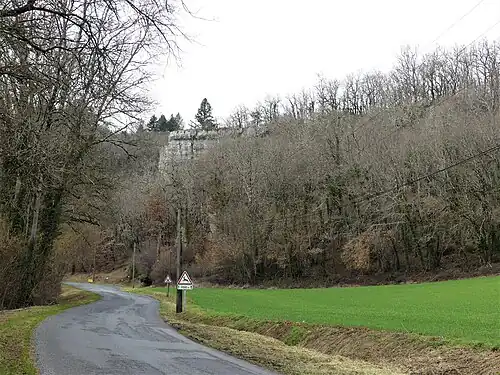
[132, 242, 136, 289]
[176, 209, 182, 313]
[164, 275, 172, 297]
[176, 271, 193, 313]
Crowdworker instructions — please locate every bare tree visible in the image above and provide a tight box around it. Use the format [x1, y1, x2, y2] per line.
[0, 0, 189, 308]
[226, 105, 250, 129]
[315, 74, 340, 114]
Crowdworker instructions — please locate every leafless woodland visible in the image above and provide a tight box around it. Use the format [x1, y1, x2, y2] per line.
[0, 0, 188, 308]
[163, 41, 500, 285]
[93, 41, 500, 288]
[1, 1, 499, 309]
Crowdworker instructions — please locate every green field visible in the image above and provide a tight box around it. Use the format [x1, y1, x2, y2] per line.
[153, 276, 500, 346]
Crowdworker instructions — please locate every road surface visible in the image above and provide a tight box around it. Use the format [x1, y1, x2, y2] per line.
[35, 283, 278, 375]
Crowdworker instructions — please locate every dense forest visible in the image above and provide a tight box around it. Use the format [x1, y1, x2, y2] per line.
[1, 0, 499, 311]
[68, 40, 500, 287]
[166, 41, 500, 285]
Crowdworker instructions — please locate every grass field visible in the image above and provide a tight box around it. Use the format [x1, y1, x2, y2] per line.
[152, 275, 500, 346]
[128, 288, 408, 375]
[0, 286, 99, 375]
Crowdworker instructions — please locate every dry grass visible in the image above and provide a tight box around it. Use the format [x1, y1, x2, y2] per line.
[179, 321, 404, 375]
[0, 286, 99, 375]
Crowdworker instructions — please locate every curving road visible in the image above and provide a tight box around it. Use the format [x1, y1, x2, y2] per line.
[35, 283, 278, 375]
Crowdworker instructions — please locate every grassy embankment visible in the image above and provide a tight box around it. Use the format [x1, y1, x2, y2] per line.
[129, 275, 500, 375]
[0, 286, 99, 375]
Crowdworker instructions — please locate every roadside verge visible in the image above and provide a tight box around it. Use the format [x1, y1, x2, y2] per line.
[127, 288, 500, 375]
[0, 286, 99, 375]
[125, 288, 402, 375]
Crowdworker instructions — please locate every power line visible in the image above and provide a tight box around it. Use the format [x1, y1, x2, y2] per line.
[248, 19, 500, 228]
[426, 0, 487, 48]
[354, 140, 500, 205]
[257, 139, 500, 226]
[350, 15, 500, 151]
[456, 17, 500, 55]
[350, 11, 500, 138]
[332, 19, 500, 224]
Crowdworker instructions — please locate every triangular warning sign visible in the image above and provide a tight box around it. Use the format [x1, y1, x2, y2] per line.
[177, 271, 193, 285]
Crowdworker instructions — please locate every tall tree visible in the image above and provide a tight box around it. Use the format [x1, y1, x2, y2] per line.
[195, 98, 217, 130]
[175, 113, 184, 129]
[0, 0, 188, 309]
[227, 105, 249, 129]
[166, 114, 182, 131]
[147, 115, 158, 132]
[156, 114, 169, 132]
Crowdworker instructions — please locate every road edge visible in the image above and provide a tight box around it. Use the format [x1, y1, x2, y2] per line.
[0, 285, 99, 375]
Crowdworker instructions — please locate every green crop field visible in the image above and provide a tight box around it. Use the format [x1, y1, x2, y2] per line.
[153, 276, 500, 346]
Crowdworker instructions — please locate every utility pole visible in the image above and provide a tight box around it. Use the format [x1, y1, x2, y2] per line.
[132, 241, 136, 288]
[167, 249, 171, 297]
[92, 246, 96, 283]
[176, 208, 183, 313]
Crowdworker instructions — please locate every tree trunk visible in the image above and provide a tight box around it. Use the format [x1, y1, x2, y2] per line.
[156, 231, 162, 260]
[11, 187, 63, 308]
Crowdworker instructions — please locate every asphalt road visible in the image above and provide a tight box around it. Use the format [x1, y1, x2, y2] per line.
[35, 283, 278, 375]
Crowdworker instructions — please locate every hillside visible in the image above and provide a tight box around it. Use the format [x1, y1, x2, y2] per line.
[3, 40, 500, 308]
[64, 41, 500, 289]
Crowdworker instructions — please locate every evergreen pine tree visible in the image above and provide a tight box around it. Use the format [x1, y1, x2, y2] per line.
[195, 98, 217, 130]
[174, 113, 184, 129]
[156, 114, 168, 132]
[166, 114, 180, 131]
[146, 115, 158, 131]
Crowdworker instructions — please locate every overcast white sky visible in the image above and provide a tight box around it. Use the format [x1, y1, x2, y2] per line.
[149, 0, 500, 123]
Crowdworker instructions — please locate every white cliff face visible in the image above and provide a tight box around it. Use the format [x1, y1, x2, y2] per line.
[158, 126, 265, 172]
[158, 129, 219, 171]
[157, 125, 266, 237]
